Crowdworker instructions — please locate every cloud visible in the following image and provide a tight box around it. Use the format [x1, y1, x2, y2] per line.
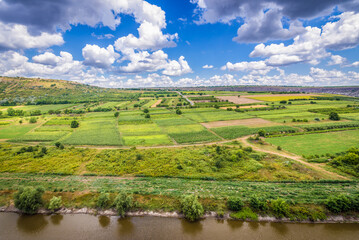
[118, 49, 192, 76]
[114, 21, 178, 51]
[82, 44, 119, 68]
[203, 64, 213, 69]
[190, 0, 358, 43]
[91, 33, 114, 39]
[328, 55, 347, 66]
[249, 12, 359, 66]
[0, 22, 64, 50]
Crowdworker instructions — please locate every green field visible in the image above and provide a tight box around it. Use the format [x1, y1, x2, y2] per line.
[266, 129, 359, 156]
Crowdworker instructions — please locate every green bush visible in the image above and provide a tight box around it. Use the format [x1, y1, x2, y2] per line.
[230, 207, 258, 221]
[48, 196, 62, 211]
[114, 112, 120, 117]
[227, 197, 244, 211]
[325, 194, 352, 213]
[29, 117, 37, 123]
[176, 109, 182, 115]
[329, 112, 340, 121]
[270, 199, 290, 218]
[258, 129, 266, 137]
[249, 196, 268, 211]
[113, 192, 133, 217]
[70, 120, 79, 128]
[96, 192, 110, 209]
[14, 186, 44, 214]
[181, 195, 204, 221]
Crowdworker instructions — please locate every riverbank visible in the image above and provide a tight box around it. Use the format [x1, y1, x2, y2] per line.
[1, 205, 358, 223]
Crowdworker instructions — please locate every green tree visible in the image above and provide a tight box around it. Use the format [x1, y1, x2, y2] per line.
[181, 195, 204, 221]
[48, 196, 62, 211]
[114, 112, 119, 117]
[258, 129, 266, 137]
[176, 109, 182, 115]
[14, 186, 44, 214]
[143, 109, 149, 113]
[329, 112, 340, 121]
[227, 197, 244, 211]
[96, 192, 110, 209]
[70, 120, 79, 128]
[29, 117, 37, 123]
[145, 113, 150, 118]
[113, 192, 133, 217]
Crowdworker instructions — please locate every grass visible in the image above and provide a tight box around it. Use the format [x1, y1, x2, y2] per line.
[169, 131, 221, 143]
[0, 124, 38, 139]
[212, 125, 298, 139]
[0, 173, 357, 205]
[13, 131, 68, 142]
[119, 123, 163, 136]
[154, 117, 196, 126]
[62, 118, 122, 146]
[248, 96, 316, 101]
[122, 135, 173, 146]
[266, 129, 359, 156]
[184, 111, 251, 122]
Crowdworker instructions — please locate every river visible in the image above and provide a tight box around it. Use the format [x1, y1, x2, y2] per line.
[0, 213, 358, 240]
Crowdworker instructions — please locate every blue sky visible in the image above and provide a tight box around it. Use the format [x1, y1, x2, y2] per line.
[0, 0, 359, 87]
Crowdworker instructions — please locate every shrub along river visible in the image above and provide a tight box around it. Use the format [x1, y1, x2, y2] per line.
[0, 213, 358, 240]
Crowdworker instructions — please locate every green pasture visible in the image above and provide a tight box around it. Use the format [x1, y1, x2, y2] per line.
[122, 135, 173, 146]
[13, 131, 68, 142]
[266, 129, 359, 156]
[184, 110, 251, 122]
[0, 124, 38, 139]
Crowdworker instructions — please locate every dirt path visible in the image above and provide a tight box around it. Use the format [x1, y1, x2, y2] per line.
[151, 99, 162, 108]
[237, 135, 349, 180]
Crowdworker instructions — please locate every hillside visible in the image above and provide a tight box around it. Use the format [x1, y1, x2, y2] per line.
[0, 76, 140, 105]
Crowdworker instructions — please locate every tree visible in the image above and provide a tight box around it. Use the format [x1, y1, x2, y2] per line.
[70, 120, 79, 128]
[181, 195, 204, 221]
[329, 112, 340, 121]
[176, 109, 182, 115]
[145, 113, 150, 118]
[14, 186, 44, 214]
[227, 197, 244, 211]
[143, 109, 149, 113]
[29, 117, 37, 123]
[96, 192, 110, 209]
[258, 129, 266, 137]
[114, 112, 119, 117]
[48, 196, 62, 211]
[113, 192, 133, 217]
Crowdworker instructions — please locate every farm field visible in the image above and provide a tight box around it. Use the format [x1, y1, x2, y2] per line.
[266, 129, 359, 156]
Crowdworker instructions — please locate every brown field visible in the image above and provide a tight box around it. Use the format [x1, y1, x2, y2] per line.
[186, 95, 211, 97]
[151, 99, 162, 108]
[220, 105, 269, 110]
[216, 96, 263, 104]
[245, 94, 317, 98]
[201, 118, 279, 128]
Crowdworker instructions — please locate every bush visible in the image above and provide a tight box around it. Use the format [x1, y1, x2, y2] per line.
[143, 109, 149, 113]
[329, 112, 340, 121]
[48, 196, 62, 211]
[29, 117, 37, 123]
[114, 112, 119, 117]
[70, 120, 79, 128]
[181, 195, 204, 221]
[250, 196, 268, 211]
[325, 194, 352, 213]
[113, 192, 133, 217]
[270, 199, 290, 218]
[14, 186, 44, 214]
[258, 129, 266, 137]
[176, 109, 182, 115]
[277, 146, 282, 150]
[230, 207, 258, 221]
[227, 197, 244, 211]
[145, 113, 151, 118]
[96, 192, 110, 209]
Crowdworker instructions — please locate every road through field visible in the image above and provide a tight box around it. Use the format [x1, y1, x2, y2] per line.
[237, 135, 349, 180]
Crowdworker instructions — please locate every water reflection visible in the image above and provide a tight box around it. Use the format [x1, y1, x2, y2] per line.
[248, 222, 260, 231]
[50, 214, 63, 225]
[17, 214, 48, 234]
[227, 219, 243, 230]
[270, 222, 289, 236]
[181, 219, 203, 236]
[98, 216, 110, 228]
[117, 217, 134, 236]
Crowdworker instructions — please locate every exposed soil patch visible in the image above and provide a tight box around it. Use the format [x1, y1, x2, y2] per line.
[201, 118, 279, 128]
[245, 94, 318, 98]
[216, 96, 263, 104]
[220, 105, 269, 109]
[193, 100, 211, 103]
[151, 99, 162, 108]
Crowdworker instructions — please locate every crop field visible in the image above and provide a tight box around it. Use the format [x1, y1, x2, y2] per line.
[266, 129, 359, 156]
[184, 110, 252, 122]
[0, 124, 38, 139]
[246, 94, 318, 101]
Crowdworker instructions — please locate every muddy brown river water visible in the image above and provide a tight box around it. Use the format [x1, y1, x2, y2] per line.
[0, 213, 358, 240]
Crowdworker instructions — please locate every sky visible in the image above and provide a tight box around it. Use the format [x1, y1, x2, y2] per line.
[0, 0, 359, 88]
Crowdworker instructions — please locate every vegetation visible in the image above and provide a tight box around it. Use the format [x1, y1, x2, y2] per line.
[114, 192, 134, 217]
[181, 195, 204, 221]
[227, 197, 244, 211]
[14, 186, 44, 214]
[48, 196, 62, 211]
[96, 192, 110, 209]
